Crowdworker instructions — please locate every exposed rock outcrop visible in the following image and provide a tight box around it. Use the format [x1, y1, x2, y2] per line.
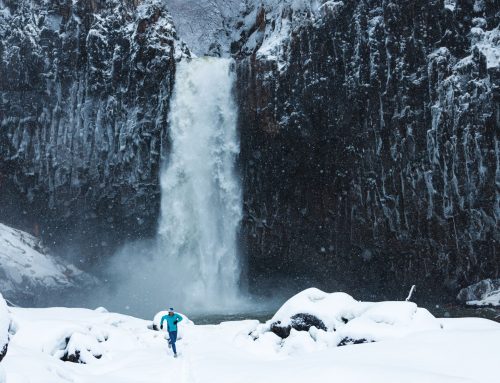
[457, 278, 500, 306]
[270, 313, 327, 339]
[234, 0, 499, 297]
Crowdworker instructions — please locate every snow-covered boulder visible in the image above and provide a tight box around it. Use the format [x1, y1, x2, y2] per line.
[59, 333, 104, 364]
[0, 223, 95, 304]
[152, 311, 192, 331]
[0, 293, 9, 362]
[457, 279, 500, 307]
[251, 288, 441, 352]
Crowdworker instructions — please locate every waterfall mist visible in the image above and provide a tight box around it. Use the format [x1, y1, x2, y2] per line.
[157, 57, 243, 309]
[86, 57, 253, 318]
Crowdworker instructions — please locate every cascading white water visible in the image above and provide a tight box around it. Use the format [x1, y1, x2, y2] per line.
[158, 57, 242, 309]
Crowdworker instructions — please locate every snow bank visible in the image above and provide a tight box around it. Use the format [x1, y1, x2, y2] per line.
[457, 279, 500, 307]
[250, 288, 441, 354]
[0, 294, 9, 383]
[0, 223, 94, 302]
[0, 294, 9, 359]
[1, 299, 500, 382]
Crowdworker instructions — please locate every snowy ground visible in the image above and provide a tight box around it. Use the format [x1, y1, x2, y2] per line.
[1, 289, 500, 383]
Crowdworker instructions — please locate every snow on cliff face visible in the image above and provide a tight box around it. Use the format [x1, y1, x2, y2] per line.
[234, 0, 500, 295]
[0, 223, 94, 304]
[0, 0, 190, 260]
[165, 0, 244, 56]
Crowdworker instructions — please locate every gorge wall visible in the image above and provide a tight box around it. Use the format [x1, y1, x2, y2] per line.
[0, 0, 189, 260]
[235, 0, 499, 298]
[0, 0, 498, 300]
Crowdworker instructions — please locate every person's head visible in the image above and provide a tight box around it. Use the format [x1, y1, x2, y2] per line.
[168, 307, 174, 316]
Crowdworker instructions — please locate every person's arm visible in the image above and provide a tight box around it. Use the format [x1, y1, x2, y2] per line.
[160, 315, 166, 329]
[174, 314, 183, 324]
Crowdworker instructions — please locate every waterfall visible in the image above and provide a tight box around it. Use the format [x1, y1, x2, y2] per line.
[158, 57, 242, 310]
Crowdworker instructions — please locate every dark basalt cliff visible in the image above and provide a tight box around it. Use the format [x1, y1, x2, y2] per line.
[234, 0, 499, 298]
[0, 0, 498, 300]
[0, 0, 189, 259]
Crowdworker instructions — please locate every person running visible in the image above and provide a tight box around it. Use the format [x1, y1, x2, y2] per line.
[160, 307, 183, 358]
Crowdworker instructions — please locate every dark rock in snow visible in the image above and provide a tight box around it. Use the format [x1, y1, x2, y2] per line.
[234, 0, 500, 298]
[270, 313, 327, 339]
[338, 337, 372, 347]
[0, 344, 7, 363]
[270, 321, 291, 339]
[59, 333, 104, 364]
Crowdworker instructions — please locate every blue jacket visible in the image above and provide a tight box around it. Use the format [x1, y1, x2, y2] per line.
[160, 313, 183, 332]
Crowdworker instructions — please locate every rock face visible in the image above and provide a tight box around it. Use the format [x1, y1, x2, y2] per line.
[0, 0, 498, 300]
[0, 0, 189, 260]
[234, 0, 500, 297]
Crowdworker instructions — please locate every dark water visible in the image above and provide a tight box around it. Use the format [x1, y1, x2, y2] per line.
[190, 311, 273, 325]
[428, 304, 500, 322]
[190, 305, 500, 325]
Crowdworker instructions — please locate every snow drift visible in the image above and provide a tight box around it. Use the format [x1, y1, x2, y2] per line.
[1, 290, 500, 382]
[249, 288, 441, 353]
